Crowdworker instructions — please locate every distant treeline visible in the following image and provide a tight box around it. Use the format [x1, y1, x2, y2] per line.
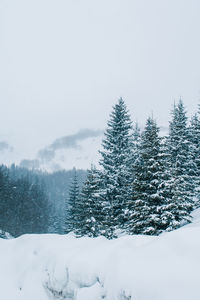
[0, 165, 86, 237]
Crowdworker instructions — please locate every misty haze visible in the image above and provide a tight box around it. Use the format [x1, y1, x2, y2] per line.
[0, 1, 200, 300]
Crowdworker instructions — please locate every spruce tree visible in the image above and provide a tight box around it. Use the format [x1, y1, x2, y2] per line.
[130, 123, 141, 171]
[123, 122, 141, 231]
[132, 123, 141, 149]
[99, 98, 133, 237]
[131, 122, 142, 184]
[128, 117, 166, 235]
[161, 174, 192, 231]
[162, 100, 194, 230]
[75, 167, 103, 237]
[168, 100, 194, 208]
[64, 170, 80, 233]
[188, 111, 200, 205]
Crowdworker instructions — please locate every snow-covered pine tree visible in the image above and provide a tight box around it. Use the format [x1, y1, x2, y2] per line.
[133, 122, 141, 147]
[162, 100, 194, 231]
[123, 122, 141, 231]
[161, 174, 192, 231]
[168, 100, 195, 207]
[75, 166, 103, 237]
[188, 111, 200, 205]
[128, 117, 167, 235]
[99, 98, 133, 238]
[64, 170, 80, 233]
[131, 122, 142, 182]
[168, 101, 187, 165]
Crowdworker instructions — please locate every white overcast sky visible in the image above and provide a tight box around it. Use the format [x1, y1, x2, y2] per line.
[0, 0, 200, 169]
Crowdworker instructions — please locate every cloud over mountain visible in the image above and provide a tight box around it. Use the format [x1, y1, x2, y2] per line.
[37, 129, 103, 163]
[19, 129, 103, 170]
[0, 141, 13, 152]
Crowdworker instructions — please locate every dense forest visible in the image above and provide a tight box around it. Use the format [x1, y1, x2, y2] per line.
[65, 98, 200, 238]
[0, 165, 86, 236]
[1, 98, 200, 239]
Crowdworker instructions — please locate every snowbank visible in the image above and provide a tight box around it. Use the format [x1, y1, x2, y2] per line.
[0, 229, 13, 239]
[1, 209, 200, 300]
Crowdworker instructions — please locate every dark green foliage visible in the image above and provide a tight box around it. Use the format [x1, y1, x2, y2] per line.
[8, 166, 87, 234]
[38, 169, 87, 233]
[0, 165, 49, 236]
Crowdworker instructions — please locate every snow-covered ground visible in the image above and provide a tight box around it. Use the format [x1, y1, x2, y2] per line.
[1, 209, 200, 300]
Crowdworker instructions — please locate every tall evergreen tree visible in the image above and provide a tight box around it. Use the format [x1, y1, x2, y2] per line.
[132, 123, 141, 149]
[123, 122, 141, 231]
[64, 170, 80, 233]
[128, 117, 166, 235]
[168, 100, 194, 209]
[131, 122, 142, 184]
[130, 123, 141, 172]
[162, 100, 194, 231]
[99, 98, 133, 237]
[188, 111, 200, 205]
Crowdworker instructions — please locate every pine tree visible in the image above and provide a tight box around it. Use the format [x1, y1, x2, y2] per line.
[188, 111, 200, 205]
[132, 123, 141, 149]
[99, 98, 133, 237]
[168, 100, 194, 206]
[64, 170, 80, 233]
[75, 167, 103, 237]
[161, 174, 192, 231]
[131, 122, 142, 184]
[128, 117, 166, 235]
[123, 122, 141, 231]
[162, 100, 194, 230]
[130, 123, 141, 172]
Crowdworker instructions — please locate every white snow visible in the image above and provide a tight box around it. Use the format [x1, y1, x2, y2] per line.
[1, 209, 200, 300]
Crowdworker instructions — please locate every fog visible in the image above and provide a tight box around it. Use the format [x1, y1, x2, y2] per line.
[0, 0, 200, 169]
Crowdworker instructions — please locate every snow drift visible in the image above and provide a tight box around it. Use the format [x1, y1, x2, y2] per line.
[1, 209, 200, 300]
